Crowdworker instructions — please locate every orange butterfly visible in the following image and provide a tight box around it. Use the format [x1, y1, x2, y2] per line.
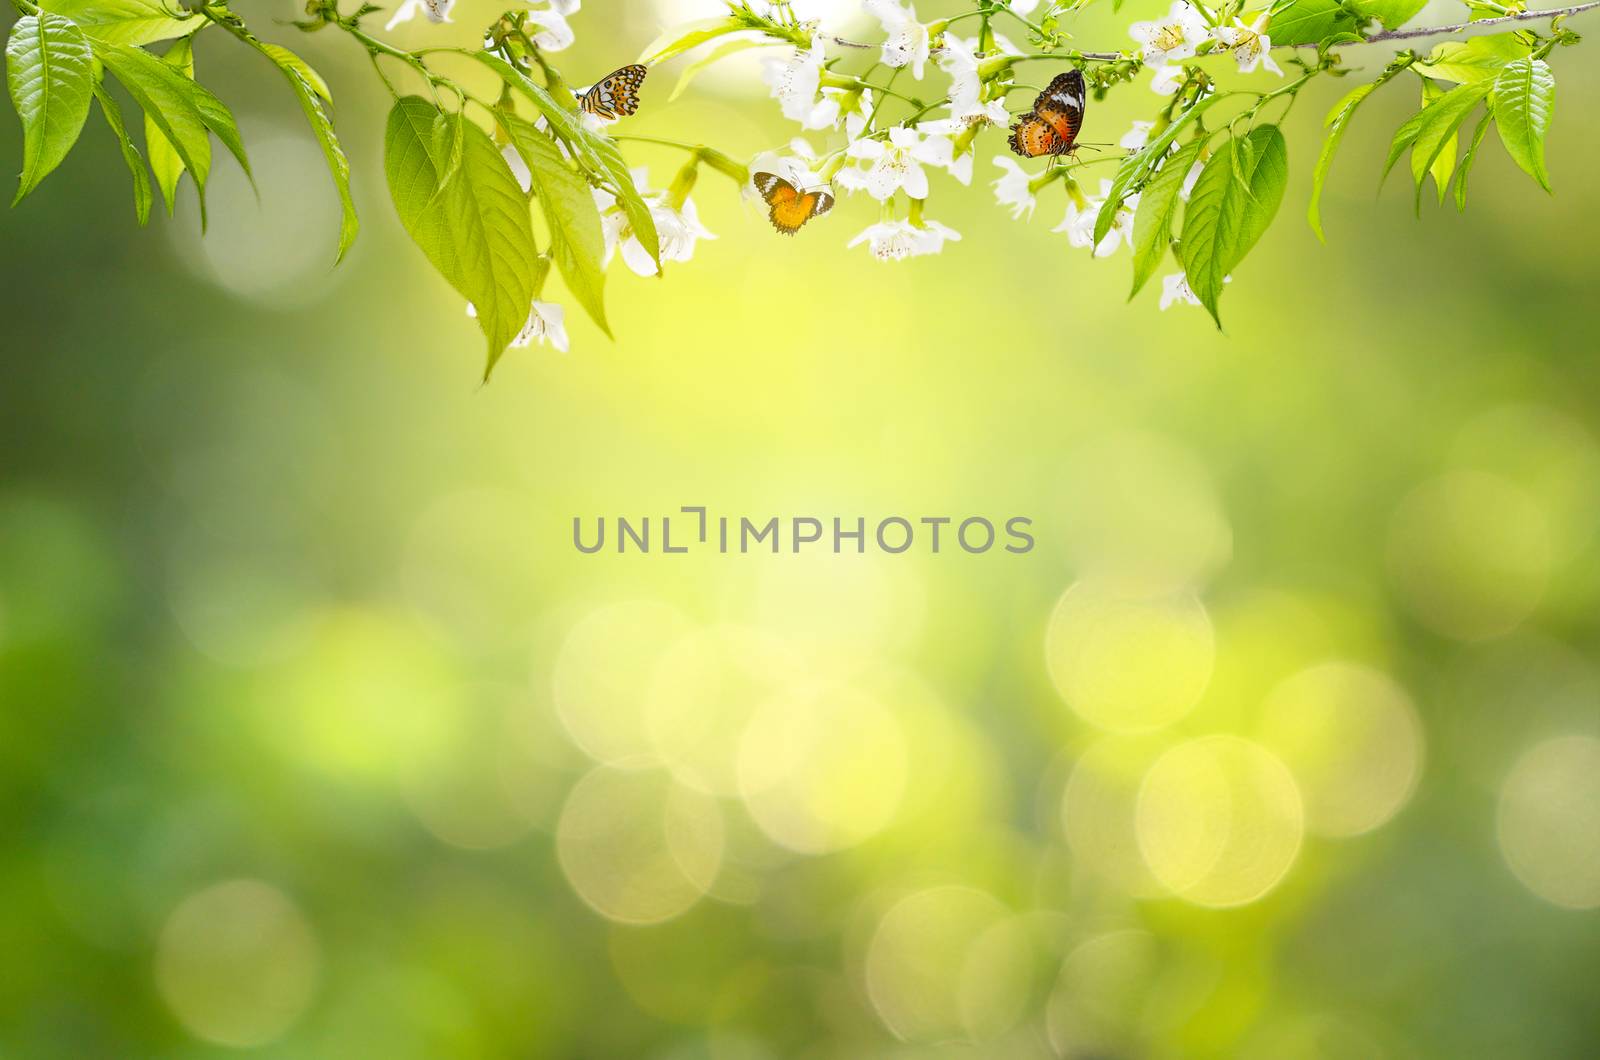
[1008, 70, 1086, 158]
[579, 64, 647, 121]
[753, 172, 835, 235]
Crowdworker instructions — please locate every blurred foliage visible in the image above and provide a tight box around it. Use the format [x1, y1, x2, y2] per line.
[3, 2, 1600, 1057]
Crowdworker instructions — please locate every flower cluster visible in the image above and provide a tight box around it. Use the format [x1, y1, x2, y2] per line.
[305, 0, 1572, 358]
[708, 0, 1293, 296]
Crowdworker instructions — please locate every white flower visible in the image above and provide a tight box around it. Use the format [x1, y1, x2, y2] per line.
[466, 300, 569, 351]
[1159, 272, 1201, 309]
[1120, 121, 1155, 150]
[1129, 2, 1208, 62]
[1053, 179, 1138, 257]
[1150, 63, 1187, 95]
[991, 157, 1035, 220]
[747, 142, 825, 201]
[524, 6, 576, 51]
[502, 144, 532, 193]
[826, 87, 874, 138]
[655, 195, 716, 263]
[1159, 271, 1227, 309]
[800, 84, 874, 137]
[848, 218, 961, 261]
[835, 126, 952, 200]
[866, 0, 932, 78]
[912, 120, 979, 183]
[385, 0, 453, 30]
[1213, 13, 1282, 75]
[594, 167, 715, 276]
[935, 36, 1013, 130]
[1180, 159, 1204, 199]
[763, 34, 827, 124]
[1005, 0, 1041, 14]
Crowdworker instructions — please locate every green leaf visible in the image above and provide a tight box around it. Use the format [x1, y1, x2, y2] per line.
[1309, 81, 1377, 241]
[254, 37, 357, 259]
[500, 111, 610, 336]
[260, 43, 331, 103]
[141, 37, 192, 215]
[1349, 0, 1426, 30]
[1414, 79, 1463, 210]
[1093, 91, 1225, 247]
[1493, 57, 1555, 192]
[1179, 125, 1289, 327]
[638, 18, 742, 64]
[38, 0, 197, 47]
[1454, 107, 1494, 211]
[472, 53, 592, 155]
[581, 132, 659, 269]
[1129, 138, 1203, 300]
[475, 51, 659, 267]
[1420, 34, 1531, 83]
[1267, 0, 1355, 46]
[91, 81, 150, 225]
[385, 99, 540, 378]
[138, 39, 251, 194]
[100, 40, 213, 222]
[1383, 78, 1492, 186]
[670, 38, 776, 101]
[6, 12, 95, 205]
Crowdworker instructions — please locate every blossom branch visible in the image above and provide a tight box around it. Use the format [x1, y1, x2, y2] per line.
[1317, 0, 1600, 46]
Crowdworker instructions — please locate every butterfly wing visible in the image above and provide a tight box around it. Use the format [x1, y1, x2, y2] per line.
[1034, 70, 1085, 150]
[581, 64, 648, 119]
[755, 172, 831, 234]
[1008, 114, 1065, 158]
[770, 194, 818, 235]
[754, 172, 797, 203]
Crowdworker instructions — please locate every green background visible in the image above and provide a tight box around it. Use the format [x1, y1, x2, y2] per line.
[3, 1, 1600, 1055]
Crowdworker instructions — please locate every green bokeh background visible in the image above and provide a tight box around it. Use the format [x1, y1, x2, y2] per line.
[4, 1, 1600, 1055]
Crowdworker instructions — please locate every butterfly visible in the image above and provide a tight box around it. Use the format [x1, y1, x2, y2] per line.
[1008, 69, 1086, 158]
[753, 172, 835, 235]
[579, 64, 647, 121]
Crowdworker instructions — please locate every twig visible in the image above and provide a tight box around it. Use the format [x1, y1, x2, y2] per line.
[1312, 0, 1600, 45]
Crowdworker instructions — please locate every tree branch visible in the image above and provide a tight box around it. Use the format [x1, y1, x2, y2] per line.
[1317, 0, 1600, 46]
[830, 0, 1600, 62]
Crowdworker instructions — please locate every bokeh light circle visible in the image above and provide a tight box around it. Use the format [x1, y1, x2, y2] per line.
[1045, 579, 1215, 733]
[1046, 930, 1159, 1056]
[1453, 404, 1600, 563]
[1058, 431, 1234, 592]
[266, 607, 464, 780]
[864, 886, 1030, 1043]
[1258, 662, 1424, 837]
[737, 681, 907, 854]
[557, 765, 724, 924]
[1060, 736, 1170, 897]
[1497, 734, 1600, 909]
[154, 879, 320, 1048]
[552, 600, 691, 765]
[1136, 736, 1304, 907]
[397, 683, 536, 850]
[1387, 471, 1550, 641]
[646, 625, 798, 796]
[170, 132, 345, 306]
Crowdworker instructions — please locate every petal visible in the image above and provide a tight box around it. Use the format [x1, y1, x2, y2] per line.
[621, 238, 659, 276]
[901, 163, 930, 199]
[384, 0, 421, 29]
